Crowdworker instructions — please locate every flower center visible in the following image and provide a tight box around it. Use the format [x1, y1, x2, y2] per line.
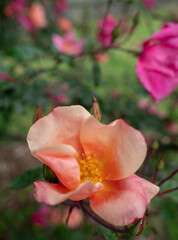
[79, 153, 103, 184]
[64, 43, 73, 52]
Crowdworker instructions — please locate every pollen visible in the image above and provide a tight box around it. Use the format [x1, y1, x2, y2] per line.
[79, 153, 103, 184]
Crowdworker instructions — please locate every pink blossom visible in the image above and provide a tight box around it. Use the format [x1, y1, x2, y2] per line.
[0, 72, 13, 82]
[138, 98, 166, 119]
[55, 93, 67, 103]
[31, 205, 51, 228]
[94, 52, 108, 63]
[136, 23, 178, 102]
[17, 14, 35, 32]
[57, 17, 72, 32]
[165, 121, 178, 135]
[142, 0, 156, 10]
[53, 0, 68, 14]
[27, 105, 159, 227]
[98, 15, 117, 47]
[5, 1, 46, 32]
[4, 0, 27, 16]
[52, 31, 85, 56]
[31, 205, 82, 228]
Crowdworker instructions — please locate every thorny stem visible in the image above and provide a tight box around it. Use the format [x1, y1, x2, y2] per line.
[77, 46, 140, 59]
[158, 187, 178, 196]
[79, 200, 126, 234]
[66, 206, 74, 226]
[158, 169, 178, 186]
[119, 12, 140, 46]
[152, 169, 159, 184]
[139, 149, 155, 176]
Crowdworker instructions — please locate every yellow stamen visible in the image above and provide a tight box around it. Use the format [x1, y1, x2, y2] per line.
[79, 153, 103, 184]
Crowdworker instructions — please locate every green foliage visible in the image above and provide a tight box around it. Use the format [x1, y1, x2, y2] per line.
[12, 45, 44, 61]
[100, 226, 119, 240]
[9, 168, 43, 189]
[0, 1, 178, 239]
[92, 60, 101, 87]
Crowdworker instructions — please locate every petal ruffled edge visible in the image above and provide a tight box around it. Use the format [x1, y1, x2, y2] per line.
[80, 116, 147, 180]
[36, 145, 80, 190]
[90, 174, 159, 227]
[27, 105, 91, 156]
[34, 180, 103, 206]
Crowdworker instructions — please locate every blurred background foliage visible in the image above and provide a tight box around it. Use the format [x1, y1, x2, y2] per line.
[0, 0, 178, 239]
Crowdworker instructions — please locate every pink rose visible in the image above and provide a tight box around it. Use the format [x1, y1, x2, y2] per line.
[97, 15, 117, 47]
[136, 23, 178, 102]
[0, 72, 13, 82]
[142, 0, 156, 10]
[57, 17, 72, 32]
[27, 105, 159, 227]
[53, 0, 68, 14]
[31, 205, 51, 228]
[52, 31, 85, 56]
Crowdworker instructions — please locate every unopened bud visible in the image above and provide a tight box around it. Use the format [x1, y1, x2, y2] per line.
[91, 97, 101, 121]
[43, 164, 59, 183]
[33, 105, 43, 123]
[151, 139, 159, 150]
[156, 156, 164, 171]
[125, 217, 146, 236]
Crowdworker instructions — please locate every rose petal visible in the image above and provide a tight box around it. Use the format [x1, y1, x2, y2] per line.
[90, 174, 159, 227]
[52, 34, 65, 52]
[36, 144, 80, 190]
[147, 23, 178, 43]
[27, 105, 90, 156]
[136, 42, 178, 102]
[27, 106, 90, 189]
[80, 116, 147, 180]
[34, 180, 103, 206]
[137, 23, 178, 102]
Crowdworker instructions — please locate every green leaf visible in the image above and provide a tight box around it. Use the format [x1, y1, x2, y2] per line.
[134, 0, 149, 13]
[13, 45, 44, 61]
[9, 168, 43, 189]
[100, 226, 119, 240]
[92, 61, 101, 87]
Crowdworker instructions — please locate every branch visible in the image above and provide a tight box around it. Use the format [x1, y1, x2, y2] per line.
[139, 149, 155, 176]
[158, 187, 178, 196]
[158, 169, 178, 187]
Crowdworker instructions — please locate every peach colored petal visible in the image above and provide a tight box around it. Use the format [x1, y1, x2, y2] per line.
[80, 116, 147, 180]
[90, 174, 159, 227]
[36, 144, 80, 190]
[34, 180, 103, 206]
[27, 105, 91, 156]
[28, 3, 47, 28]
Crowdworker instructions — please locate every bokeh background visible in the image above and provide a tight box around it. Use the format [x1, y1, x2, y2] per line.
[0, 0, 178, 239]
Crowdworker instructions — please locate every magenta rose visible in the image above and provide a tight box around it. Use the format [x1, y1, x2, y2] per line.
[136, 23, 178, 102]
